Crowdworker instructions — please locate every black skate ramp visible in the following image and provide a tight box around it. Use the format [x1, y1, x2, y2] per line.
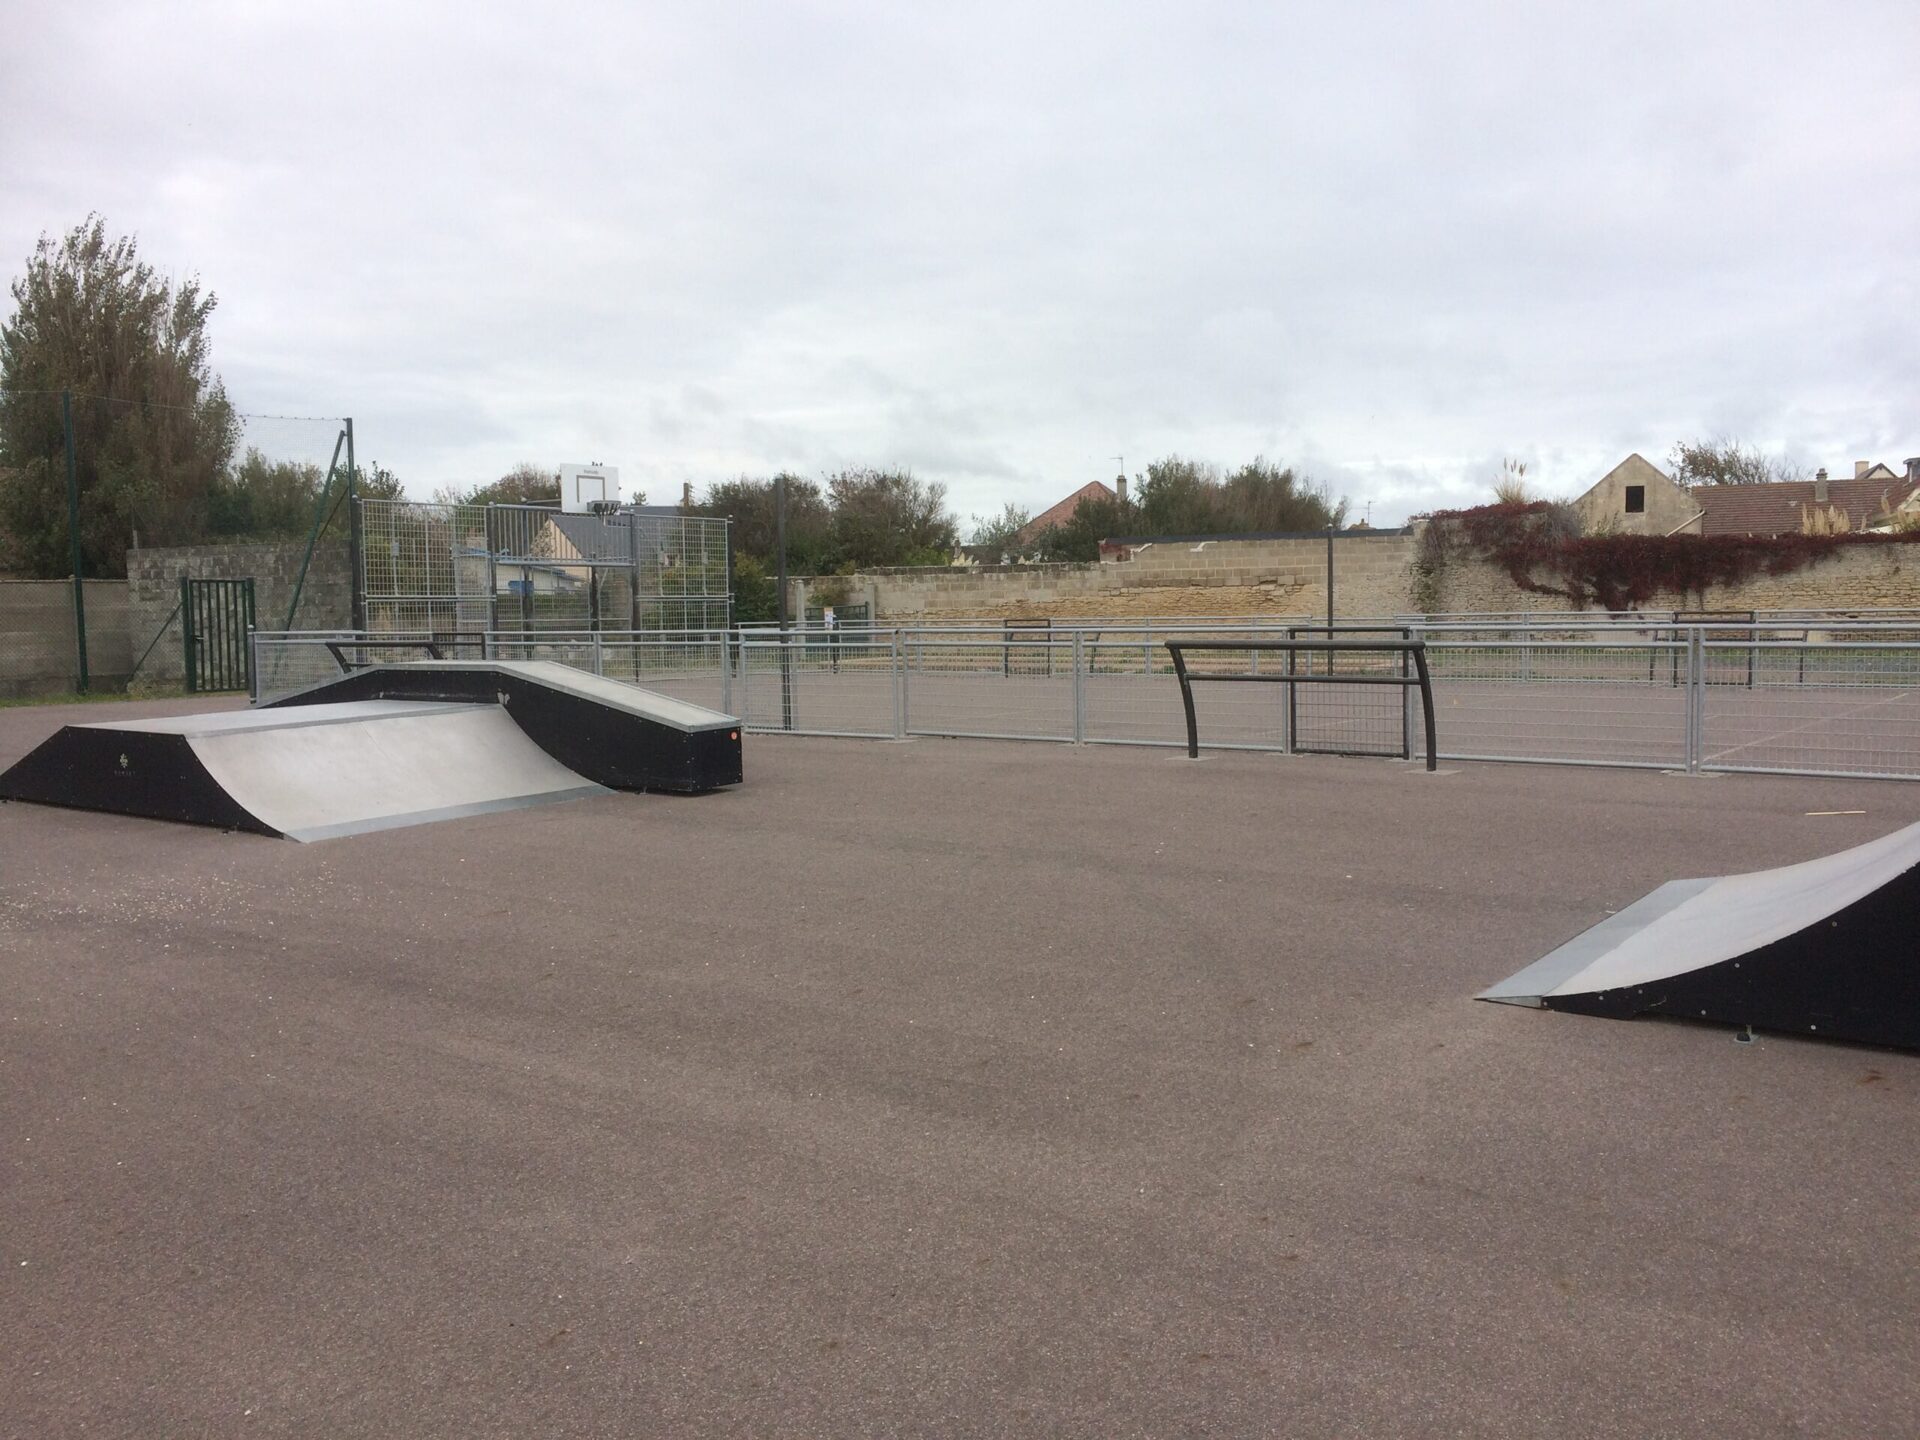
[0, 701, 609, 841]
[265, 660, 743, 794]
[1480, 820, 1920, 1049]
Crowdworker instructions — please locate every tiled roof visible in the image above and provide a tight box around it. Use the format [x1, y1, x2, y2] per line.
[1014, 481, 1116, 546]
[1689, 477, 1918, 537]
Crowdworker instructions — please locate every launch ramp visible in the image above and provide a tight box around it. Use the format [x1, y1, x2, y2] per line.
[1480, 821, 1920, 1049]
[265, 660, 742, 794]
[0, 701, 609, 842]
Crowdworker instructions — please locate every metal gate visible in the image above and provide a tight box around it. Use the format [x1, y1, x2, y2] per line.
[182, 578, 256, 693]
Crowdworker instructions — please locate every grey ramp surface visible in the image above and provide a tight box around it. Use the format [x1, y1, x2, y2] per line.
[88, 698, 475, 735]
[287, 659, 739, 731]
[188, 701, 608, 841]
[1482, 819, 1920, 1002]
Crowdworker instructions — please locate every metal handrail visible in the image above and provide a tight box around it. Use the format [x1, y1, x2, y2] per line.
[1165, 638, 1438, 771]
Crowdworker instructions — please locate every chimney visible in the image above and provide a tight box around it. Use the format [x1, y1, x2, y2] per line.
[1855, 460, 1870, 480]
[1906, 457, 1920, 485]
[1814, 468, 1829, 504]
[681, 480, 694, 508]
[1116, 474, 1129, 506]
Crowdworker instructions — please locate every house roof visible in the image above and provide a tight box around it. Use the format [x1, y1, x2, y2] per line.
[1689, 476, 1919, 537]
[1014, 481, 1116, 546]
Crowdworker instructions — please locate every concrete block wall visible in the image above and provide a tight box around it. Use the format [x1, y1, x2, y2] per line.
[0, 580, 133, 698]
[126, 541, 351, 685]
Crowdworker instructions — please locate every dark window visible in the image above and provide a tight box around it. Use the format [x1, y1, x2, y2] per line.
[1625, 485, 1646, 514]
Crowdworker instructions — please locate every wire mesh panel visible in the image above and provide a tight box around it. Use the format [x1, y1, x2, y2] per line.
[738, 637, 897, 737]
[1698, 641, 1920, 778]
[359, 500, 732, 638]
[904, 637, 1075, 741]
[358, 498, 492, 636]
[1419, 640, 1691, 768]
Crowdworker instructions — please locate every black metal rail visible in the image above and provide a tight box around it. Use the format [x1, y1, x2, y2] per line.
[323, 633, 486, 670]
[1165, 638, 1438, 771]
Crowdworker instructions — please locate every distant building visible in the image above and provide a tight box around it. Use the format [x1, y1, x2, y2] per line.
[1012, 480, 1118, 551]
[1572, 455, 1920, 538]
[1570, 454, 1697, 535]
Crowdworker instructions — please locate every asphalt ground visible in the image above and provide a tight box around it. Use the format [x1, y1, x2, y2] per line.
[3, 696, 1918, 1437]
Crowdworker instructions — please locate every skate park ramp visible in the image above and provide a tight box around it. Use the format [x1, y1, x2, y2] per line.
[264, 660, 743, 794]
[0, 700, 610, 842]
[1480, 820, 1920, 1049]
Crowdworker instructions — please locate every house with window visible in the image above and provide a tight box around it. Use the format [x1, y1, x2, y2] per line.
[1569, 454, 1698, 535]
[1572, 455, 1920, 537]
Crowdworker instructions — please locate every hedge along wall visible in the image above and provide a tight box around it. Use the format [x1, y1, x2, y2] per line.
[1425, 539, 1920, 616]
[1415, 504, 1920, 615]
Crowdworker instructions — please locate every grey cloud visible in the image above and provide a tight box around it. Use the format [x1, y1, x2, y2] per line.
[2, 0, 1914, 525]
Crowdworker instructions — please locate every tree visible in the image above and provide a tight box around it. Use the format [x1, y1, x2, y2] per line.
[968, 502, 1031, 562]
[1669, 438, 1805, 487]
[1216, 457, 1346, 531]
[207, 449, 325, 540]
[687, 474, 834, 573]
[0, 216, 238, 575]
[437, 462, 561, 508]
[827, 467, 958, 567]
[1127, 454, 1344, 537]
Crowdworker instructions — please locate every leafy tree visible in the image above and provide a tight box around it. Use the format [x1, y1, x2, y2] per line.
[0, 216, 238, 575]
[1669, 438, 1805, 487]
[826, 467, 957, 568]
[437, 462, 560, 507]
[1217, 457, 1346, 531]
[728, 552, 778, 622]
[207, 449, 324, 539]
[968, 502, 1031, 562]
[356, 462, 404, 503]
[687, 474, 835, 573]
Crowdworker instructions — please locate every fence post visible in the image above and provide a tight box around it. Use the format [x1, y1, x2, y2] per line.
[892, 629, 906, 739]
[180, 577, 197, 694]
[721, 632, 734, 716]
[1685, 627, 1704, 773]
[62, 390, 89, 694]
[899, 630, 911, 735]
[1072, 629, 1086, 743]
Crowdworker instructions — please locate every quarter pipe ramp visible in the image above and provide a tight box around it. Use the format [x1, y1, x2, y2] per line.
[0, 700, 610, 841]
[1480, 821, 1920, 1049]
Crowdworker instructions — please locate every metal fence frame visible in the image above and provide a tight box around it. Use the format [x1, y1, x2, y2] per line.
[251, 615, 1920, 782]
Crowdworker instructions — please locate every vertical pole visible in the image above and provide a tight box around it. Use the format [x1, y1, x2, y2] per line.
[892, 629, 906, 739]
[1325, 526, 1335, 638]
[62, 390, 89, 693]
[345, 418, 365, 635]
[1685, 627, 1703, 773]
[776, 474, 793, 731]
[181, 577, 196, 693]
[1072, 629, 1086, 743]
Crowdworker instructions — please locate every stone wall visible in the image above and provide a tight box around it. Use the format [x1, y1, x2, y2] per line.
[1420, 537, 1920, 616]
[791, 532, 1421, 622]
[791, 527, 1920, 626]
[0, 580, 133, 698]
[126, 541, 351, 685]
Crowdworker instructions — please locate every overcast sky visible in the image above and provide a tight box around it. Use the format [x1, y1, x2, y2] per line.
[3, 0, 1915, 525]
